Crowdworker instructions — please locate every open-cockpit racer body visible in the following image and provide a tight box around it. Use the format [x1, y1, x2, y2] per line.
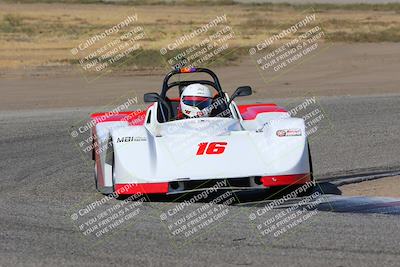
[91, 68, 313, 195]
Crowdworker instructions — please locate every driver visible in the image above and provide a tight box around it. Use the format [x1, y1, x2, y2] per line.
[179, 83, 213, 119]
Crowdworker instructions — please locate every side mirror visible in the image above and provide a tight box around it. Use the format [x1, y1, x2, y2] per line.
[144, 92, 161, 103]
[143, 92, 172, 122]
[228, 86, 252, 105]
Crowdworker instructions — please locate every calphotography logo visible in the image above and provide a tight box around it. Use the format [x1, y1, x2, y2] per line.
[160, 14, 236, 70]
[69, 95, 146, 157]
[69, 191, 147, 243]
[156, 180, 241, 247]
[286, 96, 333, 140]
[70, 10, 146, 81]
[250, 9, 332, 83]
[246, 181, 333, 243]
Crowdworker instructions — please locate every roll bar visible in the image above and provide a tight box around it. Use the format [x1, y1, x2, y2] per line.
[160, 67, 224, 98]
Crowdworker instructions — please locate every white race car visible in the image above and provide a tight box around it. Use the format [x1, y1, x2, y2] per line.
[91, 68, 313, 195]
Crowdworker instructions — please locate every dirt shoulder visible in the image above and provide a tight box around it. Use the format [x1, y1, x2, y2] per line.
[340, 176, 400, 198]
[1, 43, 399, 111]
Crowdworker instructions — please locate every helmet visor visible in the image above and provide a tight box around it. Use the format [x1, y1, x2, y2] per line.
[182, 96, 212, 110]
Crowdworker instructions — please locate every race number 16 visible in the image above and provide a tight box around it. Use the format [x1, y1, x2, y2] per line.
[196, 142, 227, 155]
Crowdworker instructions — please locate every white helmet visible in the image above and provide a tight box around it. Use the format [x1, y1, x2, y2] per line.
[180, 83, 213, 118]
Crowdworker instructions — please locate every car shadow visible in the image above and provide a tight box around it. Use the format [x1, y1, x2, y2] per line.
[121, 181, 342, 205]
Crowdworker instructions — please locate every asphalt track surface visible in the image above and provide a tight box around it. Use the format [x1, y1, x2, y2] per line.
[1, 94, 400, 266]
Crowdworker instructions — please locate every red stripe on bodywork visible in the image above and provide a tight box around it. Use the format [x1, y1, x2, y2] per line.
[238, 104, 287, 120]
[261, 174, 311, 186]
[115, 183, 169, 195]
[90, 110, 148, 126]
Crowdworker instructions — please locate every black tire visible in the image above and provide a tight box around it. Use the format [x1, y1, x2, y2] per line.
[302, 141, 315, 196]
[308, 141, 314, 182]
[94, 163, 99, 191]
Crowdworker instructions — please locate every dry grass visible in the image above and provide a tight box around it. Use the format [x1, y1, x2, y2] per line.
[0, 2, 399, 71]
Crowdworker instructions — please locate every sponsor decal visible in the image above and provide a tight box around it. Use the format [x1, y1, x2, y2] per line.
[276, 130, 286, 137]
[276, 129, 302, 137]
[117, 136, 147, 143]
